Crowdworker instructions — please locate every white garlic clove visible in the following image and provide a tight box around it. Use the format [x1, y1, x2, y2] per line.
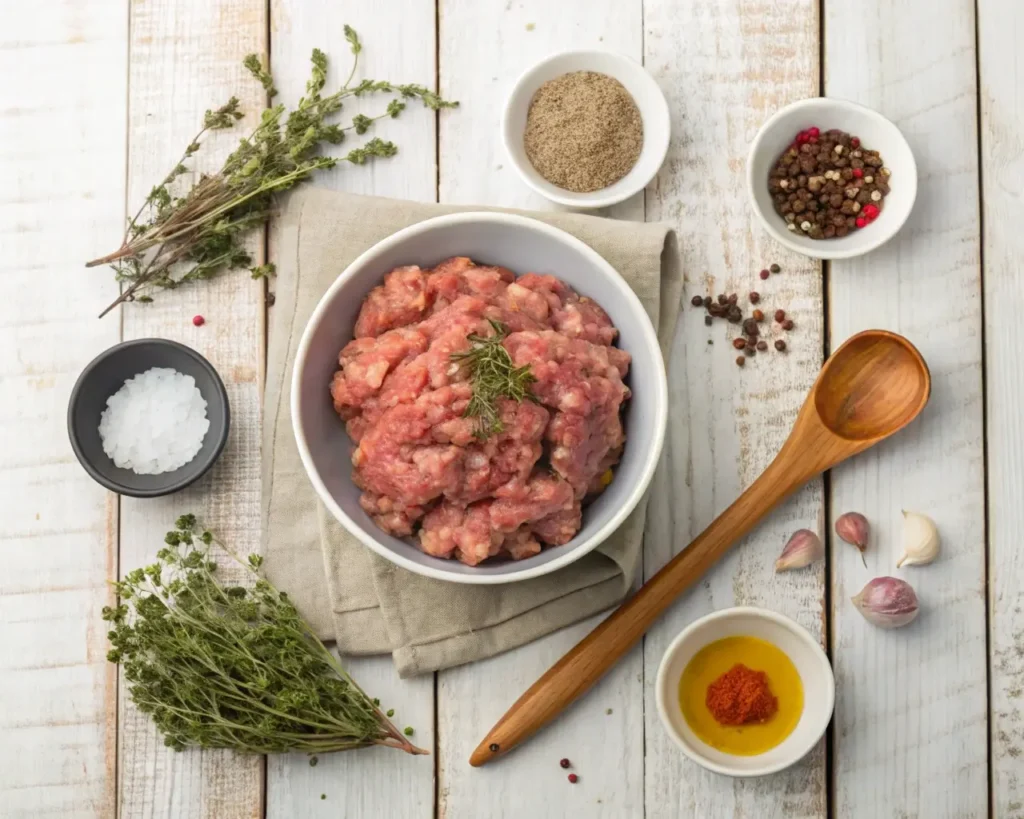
[851, 577, 919, 628]
[775, 529, 824, 572]
[897, 510, 940, 568]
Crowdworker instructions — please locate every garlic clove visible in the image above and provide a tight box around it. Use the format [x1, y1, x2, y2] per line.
[775, 529, 824, 572]
[835, 512, 869, 566]
[851, 577, 919, 628]
[897, 510, 940, 568]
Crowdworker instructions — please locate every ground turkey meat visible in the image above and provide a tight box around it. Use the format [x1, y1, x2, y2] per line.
[335, 257, 631, 565]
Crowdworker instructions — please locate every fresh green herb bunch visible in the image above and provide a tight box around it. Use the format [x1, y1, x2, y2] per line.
[88, 25, 457, 317]
[450, 319, 539, 439]
[102, 514, 425, 756]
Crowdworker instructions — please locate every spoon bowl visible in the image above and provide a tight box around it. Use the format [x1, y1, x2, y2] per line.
[813, 330, 930, 441]
[470, 330, 930, 767]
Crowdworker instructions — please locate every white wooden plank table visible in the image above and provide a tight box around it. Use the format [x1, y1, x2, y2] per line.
[0, 0, 1014, 817]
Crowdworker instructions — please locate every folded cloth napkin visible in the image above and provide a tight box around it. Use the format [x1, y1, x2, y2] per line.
[262, 187, 681, 677]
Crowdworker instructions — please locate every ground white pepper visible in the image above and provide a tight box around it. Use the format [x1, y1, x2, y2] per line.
[524, 71, 643, 193]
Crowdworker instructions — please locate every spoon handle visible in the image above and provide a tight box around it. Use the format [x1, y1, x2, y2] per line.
[469, 454, 813, 767]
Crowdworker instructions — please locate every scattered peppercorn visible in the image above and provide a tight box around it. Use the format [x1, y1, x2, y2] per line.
[782, 319, 795, 330]
[560, 758, 571, 768]
[749, 291, 760, 304]
[266, 291, 276, 306]
[775, 339, 787, 351]
[373, 698, 379, 706]
[490, 743, 499, 752]
[309, 756, 318, 767]
[568, 774, 579, 784]
[756, 340, 768, 351]
[606, 708, 613, 715]
[404, 726, 414, 736]
[732, 338, 747, 350]
[717, 294, 728, 305]
[774, 309, 786, 322]
[744, 344, 756, 356]
[752, 308, 764, 322]
[759, 269, 770, 280]
[742, 318, 759, 336]
[704, 315, 712, 326]
[691, 295, 703, 307]
[727, 293, 738, 304]
[192, 315, 205, 326]
[386, 708, 395, 717]
[702, 296, 712, 308]
[735, 356, 745, 367]
[321, 794, 326, 801]
[770, 263, 781, 273]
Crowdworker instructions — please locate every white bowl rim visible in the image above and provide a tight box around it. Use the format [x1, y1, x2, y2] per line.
[746, 96, 918, 260]
[501, 49, 671, 209]
[654, 606, 835, 777]
[291, 210, 669, 584]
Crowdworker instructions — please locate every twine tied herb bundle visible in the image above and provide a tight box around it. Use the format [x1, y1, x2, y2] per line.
[102, 515, 425, 756]
[87, 25, 457, 317]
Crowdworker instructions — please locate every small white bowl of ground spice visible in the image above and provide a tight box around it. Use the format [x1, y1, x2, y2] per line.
[503, 51, 670, 209]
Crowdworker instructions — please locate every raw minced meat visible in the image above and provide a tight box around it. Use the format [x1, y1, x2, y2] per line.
[332, 257, 630, 565]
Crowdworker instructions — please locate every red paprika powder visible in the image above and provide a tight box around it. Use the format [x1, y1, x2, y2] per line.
[705, 663, 778, 726]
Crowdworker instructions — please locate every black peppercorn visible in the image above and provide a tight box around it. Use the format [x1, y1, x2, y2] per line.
[775, 339, 787, 351]
[770, 263, 781, 273]
[691, 295, 703, 307]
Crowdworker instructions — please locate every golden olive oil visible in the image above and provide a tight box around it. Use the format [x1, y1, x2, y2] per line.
[678, 635, 802, 756]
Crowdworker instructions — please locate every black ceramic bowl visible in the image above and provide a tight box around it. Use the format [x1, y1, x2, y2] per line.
[68, 338, 230, 497]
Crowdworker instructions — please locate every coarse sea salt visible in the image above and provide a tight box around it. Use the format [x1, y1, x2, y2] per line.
[99, 367, 210, 475]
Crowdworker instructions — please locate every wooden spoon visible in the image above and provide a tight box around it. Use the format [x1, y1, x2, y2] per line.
[470, 329, 930, 766]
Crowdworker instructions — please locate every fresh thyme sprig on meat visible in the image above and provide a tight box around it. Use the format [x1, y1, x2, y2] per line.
[451, 319, 538, 439]
[102, 514, 426, 756]
[87, 25, 457, 318]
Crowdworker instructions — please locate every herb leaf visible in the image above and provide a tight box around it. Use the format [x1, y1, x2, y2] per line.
[450, 319, 538, 439]
[103, 516, 426, 756]
[88, 26, 458, 317]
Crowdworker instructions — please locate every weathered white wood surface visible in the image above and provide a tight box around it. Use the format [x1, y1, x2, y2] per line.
[264, 2, 438, 817]
[825, 0, 989, 816]
[117, 1, 268, 817]
[1, 0, 1014, 816]
[978, 0, 1024, 815]
[436, 1, 647, 817]
[642, 1, 827, 817]
[0, 3, 125, 817]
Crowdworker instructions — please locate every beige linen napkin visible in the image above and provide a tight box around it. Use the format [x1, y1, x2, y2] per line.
[263, 187, 681, 677]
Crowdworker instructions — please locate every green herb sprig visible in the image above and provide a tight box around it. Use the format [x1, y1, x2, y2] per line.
[88, 25, 457, 317]
[103, 514, 426, 756]
[450, 319, 538, 439]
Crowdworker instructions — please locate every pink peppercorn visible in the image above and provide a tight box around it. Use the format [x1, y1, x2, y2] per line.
[567, 774, 578, 784]
[192, 315, 205, 327]
[852, 168, 863, 178]
[855, 217, 867, 228]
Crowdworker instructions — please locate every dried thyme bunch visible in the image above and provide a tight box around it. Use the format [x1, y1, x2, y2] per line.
[87, 25, 457, 317]
[102, 514, 425, 756]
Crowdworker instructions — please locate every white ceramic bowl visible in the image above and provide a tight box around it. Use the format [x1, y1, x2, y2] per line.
[502, 51, 671, 209]
[292, 212, 667, 584]
[747, 97, 917, 259]
[655, 607, 834, 777]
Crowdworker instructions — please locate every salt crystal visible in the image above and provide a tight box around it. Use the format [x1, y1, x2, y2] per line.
[98, 367, 209, 475]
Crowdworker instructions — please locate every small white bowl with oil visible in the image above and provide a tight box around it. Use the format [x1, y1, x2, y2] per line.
[655, 607, 834, 778]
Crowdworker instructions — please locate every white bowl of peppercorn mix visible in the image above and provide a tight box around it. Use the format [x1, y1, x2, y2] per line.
[747, 97, 917, 259]
[502, 51, 671, 209]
